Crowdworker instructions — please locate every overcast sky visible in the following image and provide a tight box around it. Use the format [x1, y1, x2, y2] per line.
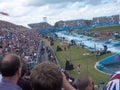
[0, 0, 120, 27]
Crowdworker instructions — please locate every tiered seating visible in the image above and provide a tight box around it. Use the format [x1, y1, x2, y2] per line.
[91, 15, 119, 28]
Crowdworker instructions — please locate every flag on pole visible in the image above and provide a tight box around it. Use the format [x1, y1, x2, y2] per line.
[0, 12, 9, 16]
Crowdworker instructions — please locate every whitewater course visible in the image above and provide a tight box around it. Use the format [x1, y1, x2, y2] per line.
[56, 31, 120, 75]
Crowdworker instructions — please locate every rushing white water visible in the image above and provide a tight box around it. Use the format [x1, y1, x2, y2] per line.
[56, 32, 120, 53]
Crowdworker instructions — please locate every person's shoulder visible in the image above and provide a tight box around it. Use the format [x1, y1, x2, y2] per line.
[0, 82, 22, 90]
[17, 78, 31, 90]
[18, 78, 30, 85]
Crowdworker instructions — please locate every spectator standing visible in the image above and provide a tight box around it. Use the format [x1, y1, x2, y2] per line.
[64, 44, 66, 51]
[17, 60, 32, 90]
[30, 61, 76, 90]
[0, 54, 22, 90]
[74, 74, 94, 90]
[77, 64, 81, 74]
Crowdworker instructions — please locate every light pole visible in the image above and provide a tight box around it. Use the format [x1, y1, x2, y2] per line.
[83, 53, 90, 75]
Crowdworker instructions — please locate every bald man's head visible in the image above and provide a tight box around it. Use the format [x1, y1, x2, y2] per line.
[76, 75, 93, 90]
[0, 54, 21, 77]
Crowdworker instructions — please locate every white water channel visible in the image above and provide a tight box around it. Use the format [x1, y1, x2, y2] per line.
[56, 32, 120, 53]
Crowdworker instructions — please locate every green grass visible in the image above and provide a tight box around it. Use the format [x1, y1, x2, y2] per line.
[52, 40, 113, 85]
[90, 25, 120, 33]
[48, 25, 120, 86]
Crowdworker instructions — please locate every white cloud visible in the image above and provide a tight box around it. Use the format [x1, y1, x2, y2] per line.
[0, 0, 119, 27]
[24, 0, 83, 7]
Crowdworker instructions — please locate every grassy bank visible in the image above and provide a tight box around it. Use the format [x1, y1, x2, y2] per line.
[51, 39, 113, 85]
[90, 25, 120, 33]
[48, 25, 120, 85]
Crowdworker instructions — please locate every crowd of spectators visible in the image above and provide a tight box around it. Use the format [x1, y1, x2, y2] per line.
[0, 53, 95, 90]
[76, 30, 120, 41]
[92, 15, 119, 25]
[0, 20, 77, 90]
[57, 20, 88, 28]
[0, 20, 43, 68]
[0, 20, 30, 32]
[27, 15, 119, 34]
[57, 15, 119, 28]
[28, 22, 54, 31]
[0, 18, 120, 90]
[1, 52, 113, 90]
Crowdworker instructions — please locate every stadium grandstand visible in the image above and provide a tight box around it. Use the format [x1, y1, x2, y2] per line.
[0, 20, 30, 32]
[28, 14, 120, 35]
[28, 22, 54, 34]
[0, 14, 120, 89]
[0, 20, 42, 68]
[28, 22, 54, 31]
[56, 19, 89, 28]
[91, 15, 119, 28]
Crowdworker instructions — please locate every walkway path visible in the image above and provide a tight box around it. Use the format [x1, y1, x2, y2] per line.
[40, 38, 60, 65]
[40, 38, 51, 62]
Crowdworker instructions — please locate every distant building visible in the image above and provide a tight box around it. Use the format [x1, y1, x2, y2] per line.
[56, 19, 88, 28]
